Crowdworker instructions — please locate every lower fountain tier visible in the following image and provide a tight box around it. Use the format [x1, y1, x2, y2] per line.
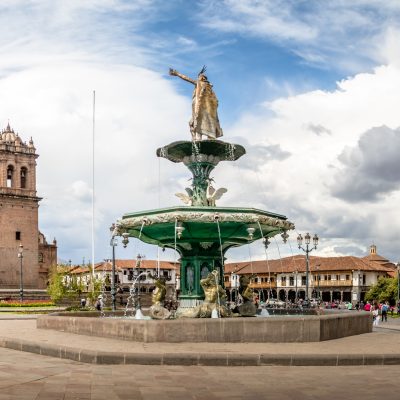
[117, 206, 294, 301]
[117, 206, 294, 255]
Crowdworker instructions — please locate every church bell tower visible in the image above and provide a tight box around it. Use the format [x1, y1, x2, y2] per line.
[0, 123, 42, 289]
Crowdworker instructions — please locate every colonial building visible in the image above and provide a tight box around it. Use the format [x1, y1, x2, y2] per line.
[224, 245, 396, 304]
[0, 123, 56, 290]
[67, 259, 179, 300]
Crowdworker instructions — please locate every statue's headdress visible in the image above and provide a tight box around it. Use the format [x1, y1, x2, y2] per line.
[198, 65, 207, 76]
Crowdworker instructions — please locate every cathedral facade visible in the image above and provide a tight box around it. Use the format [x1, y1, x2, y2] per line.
[0, 123, 56, 290]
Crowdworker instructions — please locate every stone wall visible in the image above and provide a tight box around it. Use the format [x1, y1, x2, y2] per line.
[37, 310, 372, 343]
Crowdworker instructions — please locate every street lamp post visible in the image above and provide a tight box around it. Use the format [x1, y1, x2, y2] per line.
[297, 233, 319, 306]
[18, 244, 24, 302]
[109, 224, 118, 312]
[358, 269, 362, 306]
[295, 270, 298, 303]
[316, 264, 320, 302]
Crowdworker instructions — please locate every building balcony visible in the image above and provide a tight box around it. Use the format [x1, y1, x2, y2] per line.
[249, 282, 276, 289]
[315, 280, 353, 287]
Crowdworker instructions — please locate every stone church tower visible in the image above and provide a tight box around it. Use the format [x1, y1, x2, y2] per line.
[0, 123, 56, 290]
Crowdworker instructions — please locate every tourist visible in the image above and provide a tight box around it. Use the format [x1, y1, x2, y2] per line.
[95, 296, 103, 311]
[381, 301, 389, 322]
[364, 301, 371, 312]
[372, 305, 380, 326]
[347, 302, 352, 310]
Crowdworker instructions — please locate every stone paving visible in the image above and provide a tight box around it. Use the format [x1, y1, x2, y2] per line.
[1, 315, 400, 365]
[0, 315, 400, 398]
[0, 347, 399, 399]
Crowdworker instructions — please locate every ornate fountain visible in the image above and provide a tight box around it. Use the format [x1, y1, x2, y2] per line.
[39, 67, 373, 342]
[115, 67, 294, 314]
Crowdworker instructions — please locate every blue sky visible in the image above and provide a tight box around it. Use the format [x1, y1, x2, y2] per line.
[1, 0, 400, 264]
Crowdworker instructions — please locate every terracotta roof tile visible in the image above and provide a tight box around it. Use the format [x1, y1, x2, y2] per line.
[225, 255, 396, 274]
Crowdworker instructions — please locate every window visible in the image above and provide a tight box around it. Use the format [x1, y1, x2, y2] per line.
[281, 276, 286, 285]
[289, 276, 294, 286]
[301, 276, 306, 285]
[16, 231, 21, 241]
[7, 166, 13, 188]
[38, 253, 44, 263]
[346, 274, 350, 281]
[20, 168, 27, 188]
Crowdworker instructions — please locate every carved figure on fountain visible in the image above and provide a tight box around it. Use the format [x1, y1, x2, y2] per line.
[198, 270, 230, 317]
[238, 274, 257, 316]
[148, 274, 171, 319]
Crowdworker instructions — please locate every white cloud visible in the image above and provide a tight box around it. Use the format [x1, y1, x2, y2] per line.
[220, 63, 400, 262]
[2, 0, 400, 266]
[199, 0, 400, 72]
[0, 61, 190, 263]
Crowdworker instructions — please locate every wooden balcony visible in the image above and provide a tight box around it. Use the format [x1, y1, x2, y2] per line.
[249, 282, 276, 289]
[314, 280, 353, 287]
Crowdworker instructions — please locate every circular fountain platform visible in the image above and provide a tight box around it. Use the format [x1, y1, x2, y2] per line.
[37, 311, 372, 343]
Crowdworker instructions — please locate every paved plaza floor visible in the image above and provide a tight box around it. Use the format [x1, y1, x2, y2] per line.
[0, 314, 399, 399]
[0, 347, 399, 400]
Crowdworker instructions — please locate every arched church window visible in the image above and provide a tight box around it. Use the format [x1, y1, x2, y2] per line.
[20, 167, 27, 189]
[7, 166, 13, 188]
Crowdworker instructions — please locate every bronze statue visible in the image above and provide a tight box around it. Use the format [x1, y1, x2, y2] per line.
[148, 274, 171, 319]
[238, 274, 257, 316]
[176, 269, 230, 318]
[169, 66, 223, 141]
[150, 275, 167, 306]
[198, 270, 230, 317]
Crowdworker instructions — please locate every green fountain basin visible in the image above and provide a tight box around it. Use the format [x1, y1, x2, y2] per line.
[117, 206, 294, 255]
[156, 140, 246, 165]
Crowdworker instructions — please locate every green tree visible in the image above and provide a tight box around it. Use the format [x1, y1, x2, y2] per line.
[365, 277, 398, 304]
[47, 265, 67, 303]
[85, 275, 104, 305]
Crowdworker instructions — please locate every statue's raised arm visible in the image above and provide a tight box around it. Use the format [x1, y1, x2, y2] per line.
[169, 66, 223, 141]
[169, 68, 196, 84]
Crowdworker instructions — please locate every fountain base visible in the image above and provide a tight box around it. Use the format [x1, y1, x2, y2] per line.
[37, 311, 372, 343]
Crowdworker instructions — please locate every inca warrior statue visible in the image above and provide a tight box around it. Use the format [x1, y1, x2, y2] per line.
[169, 66, 223, 141]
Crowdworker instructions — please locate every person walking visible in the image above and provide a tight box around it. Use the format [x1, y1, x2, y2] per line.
[381, 301, 389, 322]
[372, 304, 380, 326]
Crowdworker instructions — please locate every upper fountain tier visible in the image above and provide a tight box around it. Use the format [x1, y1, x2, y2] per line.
[156, 140, 246, 166]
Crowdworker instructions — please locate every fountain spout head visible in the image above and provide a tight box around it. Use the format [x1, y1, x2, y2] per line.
[175, 222, 185, 239]
[247, 227, 255, 240]
[262, 237, 270, 249]
[122, 233, 129, 248]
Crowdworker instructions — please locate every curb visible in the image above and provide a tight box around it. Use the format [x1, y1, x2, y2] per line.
[1, 337, 400, 366]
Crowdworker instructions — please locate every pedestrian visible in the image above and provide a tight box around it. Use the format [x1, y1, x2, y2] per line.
[381, 301, 389, 322]
[364, 301, 371, 312]
[372, 305, 380, 326]
[95, 295, 103, 311]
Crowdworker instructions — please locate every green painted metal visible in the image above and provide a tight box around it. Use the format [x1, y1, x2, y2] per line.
[156, 140, 245, 207]
[117, 139, 295, 303]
